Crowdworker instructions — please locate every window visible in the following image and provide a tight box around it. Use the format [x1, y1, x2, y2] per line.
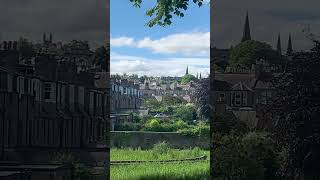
[258, 91, 272, 105]
[242, 92, 248, 106]
[218, 93, 225, 102]
[44, 82, 54, 100]
[123, 87, 127, 94]
[235, 92, 241, 105]
[17, 76, 24, 94]
[89, 91, 94, 110]
[78, 86, 85, 106]
[69, 85, 74, 105]
[7, 74, 12, 92]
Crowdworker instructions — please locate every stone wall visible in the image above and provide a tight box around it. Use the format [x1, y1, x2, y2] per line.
[111, 131, 209, 149]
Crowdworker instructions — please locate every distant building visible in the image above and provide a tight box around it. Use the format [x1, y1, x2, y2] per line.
[0, 39, 108, 177]
[213, 58, 282, 129]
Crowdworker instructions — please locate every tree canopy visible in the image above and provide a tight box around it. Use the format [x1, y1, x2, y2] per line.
[181, 74, 198, 84]
[263, 40, 320, 180]
[130, 0, 206, 27]
[229, 40, 284, 67]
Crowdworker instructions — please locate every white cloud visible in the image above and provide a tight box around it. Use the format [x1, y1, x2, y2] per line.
[111, 52, 209, 77]
[136, 32, 210, 56]
[110, 37, 135, 47]
[111, 31, 210, 56]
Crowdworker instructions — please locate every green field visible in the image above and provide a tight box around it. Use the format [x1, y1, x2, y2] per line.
[110, 147, 210, 180]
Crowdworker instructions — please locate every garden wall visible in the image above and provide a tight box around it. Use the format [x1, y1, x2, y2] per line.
[111, 131, 209, 149]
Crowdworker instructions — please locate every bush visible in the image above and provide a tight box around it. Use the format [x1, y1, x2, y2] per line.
[50, 152, 91, 179]
[174, 104, 197, 123]
[178, 122, 209, 137]
[152, 141, 171, 155]
[212, 132, 280, 180]
[114, 122, 142, 131]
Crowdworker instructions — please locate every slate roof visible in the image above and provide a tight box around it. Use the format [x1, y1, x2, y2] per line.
[231, 81, 253, 91]
[214, 73, 255, 86]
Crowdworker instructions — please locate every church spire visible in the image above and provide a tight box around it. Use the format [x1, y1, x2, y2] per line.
[199, 73, 202, 79]
[277, 33, 282, 55]
[186, 65, 189, 75]
[241, 11, 251, 42]
[43, 33, 47, 43]
[49, 33, 53, 43]
[287, 33, 293, 55]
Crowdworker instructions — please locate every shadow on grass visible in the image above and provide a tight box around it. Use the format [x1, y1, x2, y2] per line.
[133, 171, 210, 180]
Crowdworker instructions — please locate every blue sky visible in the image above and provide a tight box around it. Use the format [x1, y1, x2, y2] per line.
[110, 0, 210, 77]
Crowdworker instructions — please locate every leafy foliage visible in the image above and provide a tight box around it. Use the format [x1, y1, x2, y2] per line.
[129, 0, 206, 27]
[212, 132, 280, 180]
[50, 152, 91, 179]
[93, 45, 109, 70]
[181, 74, 198, 84]
[229, 40, 283, 67]
[178, 122, 209, 137]
[264, 40, 320, 180]
[174, 104, 197, 123]
[193, 78, 210, 119]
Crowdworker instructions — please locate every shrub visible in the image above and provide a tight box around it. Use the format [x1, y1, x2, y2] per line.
[212, 132, 280, 180]
[178, 122, 209, 137]
[50, 152, 91, 179]
[174, 104, 197, 123]
[114, 122, 142, 131]
[152, 141, 171, 155]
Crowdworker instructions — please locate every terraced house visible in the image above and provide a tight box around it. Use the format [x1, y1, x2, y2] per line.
[110, 77, 143, 130]
[0, 40, 109, 179]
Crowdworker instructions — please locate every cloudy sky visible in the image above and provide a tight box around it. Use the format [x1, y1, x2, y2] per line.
[2, 0, 320, 75]
[0, 0, 108, 48]
[111, 0, 210, 77]
[212, 0, 320, 50]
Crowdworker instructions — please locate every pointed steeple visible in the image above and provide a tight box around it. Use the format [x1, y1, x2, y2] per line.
[277, 33, 282, 55]
[241, 11, 251, 42]
[49, 33, 53, 43]
[199, 73, 202, 79]
[43, 33, 47, 43]
[287, 33, 293, 55]
[186, 65, 189, 75]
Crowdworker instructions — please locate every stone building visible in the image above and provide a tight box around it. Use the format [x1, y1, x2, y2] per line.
[213, 59, 280, 129]
[110, 77, 143, 130]
[0, 41, 109, 179]
[139, 78, 195, 102]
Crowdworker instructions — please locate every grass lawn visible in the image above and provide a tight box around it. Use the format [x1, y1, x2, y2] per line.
[110, 147, 210, 180]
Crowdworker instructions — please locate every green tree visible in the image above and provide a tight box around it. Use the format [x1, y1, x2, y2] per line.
[213, 132, 279, 180]
[144, 98, 162, 109]
[181, 74, 198, 84]
[162, 95, 187, 105]
[93, 45, 109, 70]
[130, 0, 206, 27]
[174, 104, 197, 123]
[229, 40, 283, 67]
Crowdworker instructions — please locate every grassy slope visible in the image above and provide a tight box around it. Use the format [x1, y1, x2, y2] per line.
[111, 148, 210, 180]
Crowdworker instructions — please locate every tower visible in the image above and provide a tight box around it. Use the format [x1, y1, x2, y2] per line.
[287, 33, 293, 55]
[43, 33, 47, 43]
[49, 33, 53, 43]
[241, 11, 251, 42]
[186, 65, 189, 75]
[199, 73, 202, 79]
[277, 33, 282, 55]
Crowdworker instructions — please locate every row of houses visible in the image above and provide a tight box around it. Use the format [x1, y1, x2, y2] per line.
[0, 41, 109, 179]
